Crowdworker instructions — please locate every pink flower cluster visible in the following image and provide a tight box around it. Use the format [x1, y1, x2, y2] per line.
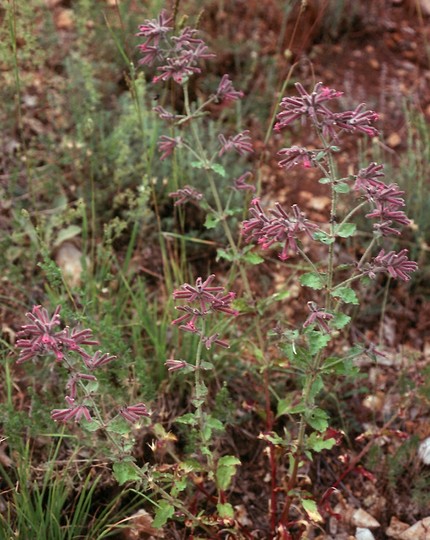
[16, 306, 150, 425]
[218, 131, 253, 157]
[169, 185, 203, 206]
[303, 302, 334, 333]
[242, 199, 319, 261]
[274, 82, 379, 139]
[171, 275, 238, 350]
[354, 162, 410, 236]
[16, 305, 97, 364]
[137, 10, 214, 84]
[367, 249, 418, 282]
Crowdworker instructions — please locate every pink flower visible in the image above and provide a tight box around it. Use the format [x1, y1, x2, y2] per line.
[214, 75, 244, 104]
[51, 396, 92, 423]
[169, 185, 203, 206]
[275, 82, 342, 131]
[201, 333, 230, 349]
[66, 373, 97, 399]
[153, 57, 201, 84]
[274, 82, 379, 139]
[303, 302, 334, 333]
[84, 351, 117, 370]
[232, 172, 255, 192]
[136, 10, 173, 46]
[353, 162, 385, 191]
[153, 106, 181, 121]
[218, 131, 253, 156]
[165, 359, 192, 372]
[119, 403, 151, 423]
[333, 104, 379, 137]
[157, 135, 182, 160]
[172, 275, 237, 348]
[368, 249, 418, 281]
[16, 305, 64, 364]
[277, 146, 317, 170]
[59, 327, 98, 360]
[242, 201, 318, 261]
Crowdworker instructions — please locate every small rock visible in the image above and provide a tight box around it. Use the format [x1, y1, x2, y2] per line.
[419, 0, 430, 15]
[55, 242, 87, 288]
[386, 516, 410, 538]
[308, 195, 331, 211]
[399, 517, 430, 540]
[387, 132, 402, 148]
[356, 528, 376, 540]
[352, 508, 381, 529]
[362, 394, 384, 412]
[55, 9, 74, 30]
[418, 437, 430, 464]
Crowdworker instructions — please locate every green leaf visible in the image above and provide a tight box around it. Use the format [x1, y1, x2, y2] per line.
[190, 160, 205, 169]
[204, 213, 221, 230]
[330, 312, 351, 330]
[307, 432, 337, 452]
[216, 455, 241, 491]
[302, 498, 323, 523]
[308, 376, 324, 403]
[242, 251, 264, 265]
[333, 182, 350, 193]
[217, 502, 234, 519]
[53, 225, 82, 248]
[205, 416, 224, 432]
[152, 500, 175, 528]
[331, 286, 359, 305]
[289, 402, 306, 414]
[216, 248, 235, 262]
[85, 380, 99, 393]
[175, 413, 198, 426]
[313, 231, 335, 245]
[112, 461, 141, 485]
[300, 272, 325, 290]
[171, 477, 188, 497]
[307, 330, 331, 355]
[81, 418, 101, 432]
[200, 360, 214, 371]
[318, 177, 331, 184]
[196, 380, 208, 400]
[106, 417, 131, 435]
[305, 408, 329, 432]
[210, 163, 226, 177]
[336, 222, 356, 238]
[277, 396, 293, 417]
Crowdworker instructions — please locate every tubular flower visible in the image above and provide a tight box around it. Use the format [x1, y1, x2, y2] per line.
[275, 82, 343, 130]
[51, 396, 92, 423]
[119, 403, 151, 423]
[214, 75, 244, 104]
[84, 351, 117, 370]
[157, 135, 182, 160]
[169, 185, 203, 206]
[366, 249, 418, 281]
[274, 82, 379, 139]
[172, 275, 237, 348]
[136, 10, 173, 46]
[353, 162, 385, 191]
[232, 171, 255, 192]
[242, 199, 319, 261]
[218, 131, 253, 156]
[16, 305, 64, 363]
[277, 146, 317, 170]
[303, 302, 334, 333]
